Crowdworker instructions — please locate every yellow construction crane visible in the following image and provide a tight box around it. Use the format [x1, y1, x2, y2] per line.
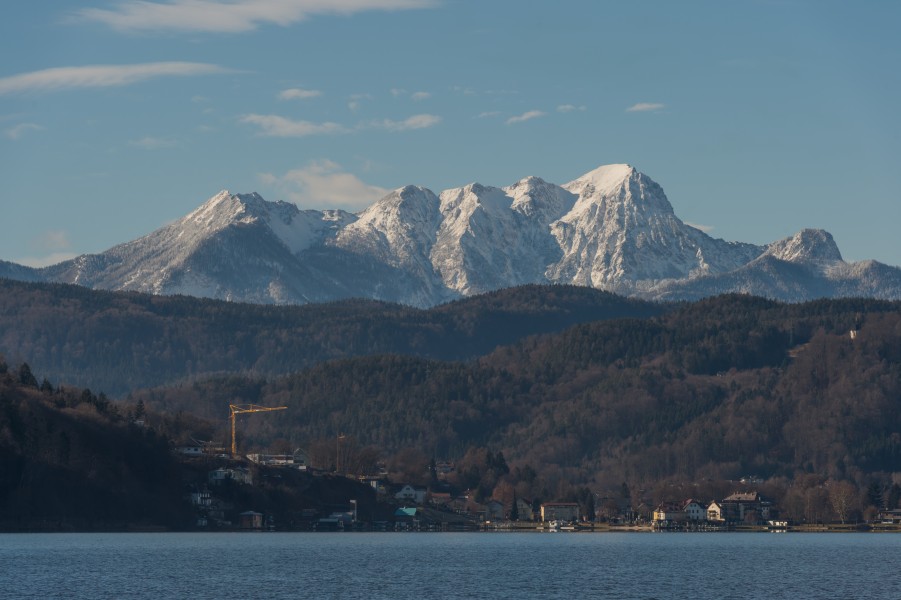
[229, 404, 287, 458]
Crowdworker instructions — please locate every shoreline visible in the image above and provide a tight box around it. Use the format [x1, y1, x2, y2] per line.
[5, 522, 901, 534]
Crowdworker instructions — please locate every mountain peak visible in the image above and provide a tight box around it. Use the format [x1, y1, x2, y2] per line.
[764, 228, 843, 264]
[565, 163, 636, 194]
[9, 163, 898, 307]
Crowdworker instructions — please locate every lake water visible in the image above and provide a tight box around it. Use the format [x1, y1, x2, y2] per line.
[1, 531, 899, 599]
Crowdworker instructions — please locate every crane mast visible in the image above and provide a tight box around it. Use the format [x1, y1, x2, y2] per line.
[229, 404, 287, 458]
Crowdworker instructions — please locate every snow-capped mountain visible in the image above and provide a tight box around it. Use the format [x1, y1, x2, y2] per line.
[3, 164, 900, 306]
[548, 164, 762, 292]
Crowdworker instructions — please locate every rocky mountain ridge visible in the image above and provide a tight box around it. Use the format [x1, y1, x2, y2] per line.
[3, 164, 900, 306]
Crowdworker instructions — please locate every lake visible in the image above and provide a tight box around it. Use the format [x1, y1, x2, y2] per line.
[1, 531, 898, 599]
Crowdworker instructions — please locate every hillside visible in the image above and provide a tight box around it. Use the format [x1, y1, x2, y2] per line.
[0, 359, 386, 532]
[131, 295, 901, 495]
[0, 361, 193, 530]
[0, 278, 664, 396]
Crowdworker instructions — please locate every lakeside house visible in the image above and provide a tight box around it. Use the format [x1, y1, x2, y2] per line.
[707, 501, 724, 523]
[515, 497, 535, 521]
[540, 502, 580, 522]
[720, 491, 772, 523]
[239, 511, 263, 530]
[393, 484, 427, 504]
[649, 492, 775, 527]
[486, 500, 506, 521]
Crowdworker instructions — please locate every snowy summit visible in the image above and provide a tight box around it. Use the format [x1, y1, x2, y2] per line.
[3, 164, 900, 306]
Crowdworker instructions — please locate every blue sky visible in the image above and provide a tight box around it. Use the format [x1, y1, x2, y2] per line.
[2, 0, 899, 268]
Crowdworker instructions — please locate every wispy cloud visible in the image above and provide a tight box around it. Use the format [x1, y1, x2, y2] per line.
[0, 62, 234, 95]
[685, 221, 715, 233]
[260, 159, 390, 211]
[75, 0, 437, 34]
[348, 92, 372, 112]
[369, 114, 441, 132]
[278, 87, 321, 100]
[241, 114, 349, 137]
[6, 122, 44, 140]
[242, 112, 441, 136]
[16, 252, 79, 268]
[506, 110, 546, 125]
[129, 136, 178, 149]
[476, 111, 500, 119]
[391, 89, 431, 101]
[17, 230, 77, 267]
[626, 102, 665, 113]
[33, 230, 72, 252]
[557, 104, 586, 113]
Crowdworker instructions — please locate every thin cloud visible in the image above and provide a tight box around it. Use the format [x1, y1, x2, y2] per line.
[18, 230, 76, 267]
[242, 112, 440, 136]
[260, 159, 389, 211]
[6, 122, 44, 140]
[129, 136, 178, 149]
[241, 114, 349, 137]
[476, 111, 501, 119]
[0, 62, 234, 95]
[369, 114, 441, 132]
[31, 230, 72, 253]
[75, 0, 437, 34]
[348, 92, 372, 112]
[686, 222, 715, 233]
[390, 89, 430, 101]
[506, 110, 546, 125]
[626, 102, 665, 113]
[278, 87, 321, 100]
[15, 252, 79, 268]
[557, 104, 586, 113]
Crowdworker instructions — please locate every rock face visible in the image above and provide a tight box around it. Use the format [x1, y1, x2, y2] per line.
[3, 164, 900, 306]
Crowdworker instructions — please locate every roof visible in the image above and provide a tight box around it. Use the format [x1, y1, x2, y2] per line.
[395, 507, 418, 517]
[724, 492, 760, 502]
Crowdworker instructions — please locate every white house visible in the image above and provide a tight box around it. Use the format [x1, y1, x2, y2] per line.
[683, 499, 706, 521]
[394, 484, 427, 504]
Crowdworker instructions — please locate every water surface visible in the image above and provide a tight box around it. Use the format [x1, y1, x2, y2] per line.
[1, 532, 897, 599]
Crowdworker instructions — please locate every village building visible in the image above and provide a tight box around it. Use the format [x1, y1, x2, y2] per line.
[515, 497, 535, 521]
[239, 511, 263, 530]
[683, 499, 706, 521]
[485, 499, 506, 521]
[393, 484, 427, 504]
[208, 467, 252, 486]
[707, 501, 724, 523]
[721, 491, 772, 524]
[652, 502, 685, 524]
[540, 502, 580, 522]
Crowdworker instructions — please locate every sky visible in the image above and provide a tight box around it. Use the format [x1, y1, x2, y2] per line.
[1, 0, 899, 268]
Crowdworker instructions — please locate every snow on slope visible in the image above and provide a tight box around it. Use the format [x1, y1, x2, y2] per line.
[548, 164, 761, 290]
[16, 165, 901, 306]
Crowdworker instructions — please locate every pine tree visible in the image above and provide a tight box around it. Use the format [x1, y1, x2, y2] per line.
[17, 362, 38, 388]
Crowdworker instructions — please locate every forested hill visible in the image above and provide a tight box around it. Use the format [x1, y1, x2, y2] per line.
[133, 294, 901, 492]
[0, 279, 663, 396]
[0, 359, 194, 530]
